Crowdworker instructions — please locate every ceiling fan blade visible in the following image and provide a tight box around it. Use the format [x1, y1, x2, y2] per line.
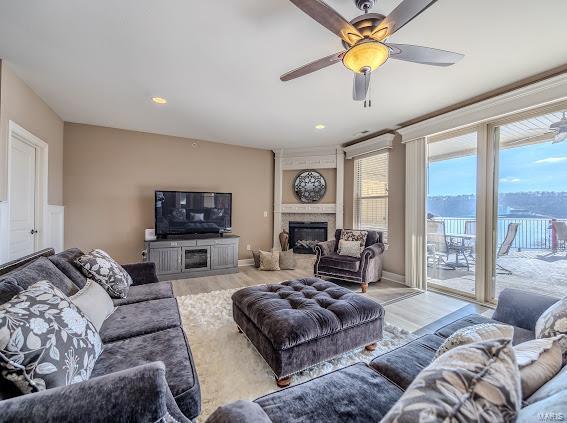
[288, 0, 363, 46]
[353, 72, 370, 101]
[370, 0, 438, 40]
[281, 51, 345, 81]
[387, 43, 464, 66]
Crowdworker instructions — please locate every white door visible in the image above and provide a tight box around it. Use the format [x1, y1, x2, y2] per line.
[9, 137, 37, 259]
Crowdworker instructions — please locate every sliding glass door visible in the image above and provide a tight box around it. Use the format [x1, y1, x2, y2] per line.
[426, 130, 479, 297]
[491, 109, 567, 300]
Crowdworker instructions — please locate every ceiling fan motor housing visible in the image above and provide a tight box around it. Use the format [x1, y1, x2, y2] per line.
[354, 0, 376, 11]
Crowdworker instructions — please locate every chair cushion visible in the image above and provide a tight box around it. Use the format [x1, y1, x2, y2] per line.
[434, 313, 534, 345]
[112, 281, 173, 306]
[99, 298, 180, 343]
[48, 248, 88, 289]
[91, 326, 200, 420]
[319, 253, 360, 272]
[369, 334, 445, 390]
[255, 363, 403, 423]
[0, 257, 79, 297]
[231, 278, 383, 350]
[0, 279, 22, 306]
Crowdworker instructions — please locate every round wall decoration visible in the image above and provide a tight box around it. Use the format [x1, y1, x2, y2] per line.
[294, 170, 327, 203]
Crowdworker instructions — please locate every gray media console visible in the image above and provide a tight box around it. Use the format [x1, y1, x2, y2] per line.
[143, 234, 240, 281]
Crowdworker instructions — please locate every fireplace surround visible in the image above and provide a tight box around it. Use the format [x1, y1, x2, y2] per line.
[288, 221, 328, 254]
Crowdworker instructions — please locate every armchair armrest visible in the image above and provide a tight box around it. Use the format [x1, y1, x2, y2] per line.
[207, 400, 272, 423]
[492, 288, 559, 331]
[122, 262, 159, 286]
[361, 243, 385, 260]
[0, 362, 190, 423]
[314, 240, 336, 257]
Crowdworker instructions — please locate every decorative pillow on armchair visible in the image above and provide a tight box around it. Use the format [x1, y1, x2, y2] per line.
[75, 249, 133, 299]
[382, 339, 521, 423]
[337, 240, 363, 258]
[0, 281, 103, 394]
[340, 230, 367, 251]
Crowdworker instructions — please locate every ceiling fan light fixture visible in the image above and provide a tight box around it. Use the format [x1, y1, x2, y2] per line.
[342, 42, 389, 73]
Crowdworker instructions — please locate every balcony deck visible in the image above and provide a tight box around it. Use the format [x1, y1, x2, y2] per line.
[428, 249, 567, 298]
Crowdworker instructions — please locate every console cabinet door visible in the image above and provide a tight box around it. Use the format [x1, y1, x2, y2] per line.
[211, 243, 237, 269]
[149, 247, 181, 275]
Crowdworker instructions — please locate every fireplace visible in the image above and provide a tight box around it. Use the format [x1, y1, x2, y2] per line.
[288, 221, 328, 254]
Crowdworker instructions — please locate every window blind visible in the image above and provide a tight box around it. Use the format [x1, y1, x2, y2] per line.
[354, 152, 389, 241]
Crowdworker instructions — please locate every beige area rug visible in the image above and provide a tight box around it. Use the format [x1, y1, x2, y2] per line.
[177, 288, 417, 421]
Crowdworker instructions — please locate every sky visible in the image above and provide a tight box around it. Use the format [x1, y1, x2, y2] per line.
[428, 140, 567, 196]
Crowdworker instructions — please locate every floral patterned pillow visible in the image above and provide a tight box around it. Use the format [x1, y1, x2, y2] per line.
[0, 281, 103, 394]
[382, 339, 521, 423]
[535, 296, 567, 362]
[75, 249, 132, 299]
[340, 230, 368, 251]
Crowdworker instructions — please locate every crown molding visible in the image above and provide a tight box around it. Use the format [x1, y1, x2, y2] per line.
[397, 73, 567, 143]
[273, 146, 342, 158]
[343, 133, 395, 159]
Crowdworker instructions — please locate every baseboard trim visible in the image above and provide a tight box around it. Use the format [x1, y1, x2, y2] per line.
[238, 259, 255, 267]
[382, 271, 407, 285]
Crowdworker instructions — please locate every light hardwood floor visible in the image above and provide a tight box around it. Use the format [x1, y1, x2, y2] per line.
[172, 256, 482, 333]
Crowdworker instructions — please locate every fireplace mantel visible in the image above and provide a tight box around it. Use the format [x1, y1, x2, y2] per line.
[272, 146, 344, 250]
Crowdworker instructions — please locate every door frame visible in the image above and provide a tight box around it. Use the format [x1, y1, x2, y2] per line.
[5, 121, 49, 259]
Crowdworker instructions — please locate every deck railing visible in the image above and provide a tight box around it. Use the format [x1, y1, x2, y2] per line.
[439, 217, 566, 250]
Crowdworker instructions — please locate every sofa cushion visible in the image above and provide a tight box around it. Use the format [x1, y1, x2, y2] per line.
[0, 281, 103, 393]
[434, 313, 533, 345]
[91, 326, 200, 419]
[254, 363, 403, 423]
[381, 339, 522, 423]
[0, 257, 79, 297]
[525, 363, 567, 405]
[75, 249, 132, 299]
[112, 281, 173, 306]
[369, 334, 444, 390]
[535, 296, 567, 360]
[98, 298, 180, 343]
[319, 253, 360, 272]
[48, 248, 88, 289]
[0, 279, 22, 306]
[436, 323, 514, 357]
[518, 390, 567, 423]
[231, 278, 383, 350]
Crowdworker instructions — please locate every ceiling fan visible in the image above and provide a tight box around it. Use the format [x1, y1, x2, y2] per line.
[528, 112, 567, 144]
[280, 0, 464, 107]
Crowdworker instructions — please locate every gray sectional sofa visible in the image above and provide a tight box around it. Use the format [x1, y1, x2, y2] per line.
[0, 248, 201, 422]
[207, 288, 566, 422]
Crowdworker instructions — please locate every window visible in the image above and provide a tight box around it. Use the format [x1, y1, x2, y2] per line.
[354, 152, 389, 241]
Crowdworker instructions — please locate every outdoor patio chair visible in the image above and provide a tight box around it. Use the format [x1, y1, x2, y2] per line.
[427, 220, 470, 270]
[464, 220, 476, 258]
[551, 220, 567, 254]
[496, 223, 519, 275]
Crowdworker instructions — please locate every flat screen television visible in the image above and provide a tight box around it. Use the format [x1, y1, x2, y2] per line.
[155, 191, 232, 236]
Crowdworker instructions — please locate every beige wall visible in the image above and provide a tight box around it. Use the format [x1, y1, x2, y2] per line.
[0, 61, 64, 205]
[343, 136, 406, 276]
[282, 168, 336, 204]
[64, 123, 273, 263]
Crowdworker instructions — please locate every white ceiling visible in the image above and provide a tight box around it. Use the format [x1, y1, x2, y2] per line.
[0, 0, 566, 150]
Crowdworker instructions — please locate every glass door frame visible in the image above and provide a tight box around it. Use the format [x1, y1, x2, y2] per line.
[425, 124, 487, 302]
[485, 100, 567, 303]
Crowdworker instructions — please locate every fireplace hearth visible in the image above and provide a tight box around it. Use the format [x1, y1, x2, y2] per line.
[288, 221, 328, 254]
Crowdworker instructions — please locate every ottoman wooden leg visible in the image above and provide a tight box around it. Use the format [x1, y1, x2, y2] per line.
[365, 342, 377, 351]
[276, 376, 292, 388]
[361, 282, 369, 293]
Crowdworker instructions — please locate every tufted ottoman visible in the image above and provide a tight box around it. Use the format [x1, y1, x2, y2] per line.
[232, 277, 384, 387]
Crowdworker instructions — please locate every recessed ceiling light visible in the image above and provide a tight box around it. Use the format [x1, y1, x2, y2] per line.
[315, 124, 326, 130]
[152, 97, 167, 104]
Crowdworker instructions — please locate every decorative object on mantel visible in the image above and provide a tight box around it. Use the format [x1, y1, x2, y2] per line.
[279, 230, 290, 251]
[294, 170, 327, 203]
